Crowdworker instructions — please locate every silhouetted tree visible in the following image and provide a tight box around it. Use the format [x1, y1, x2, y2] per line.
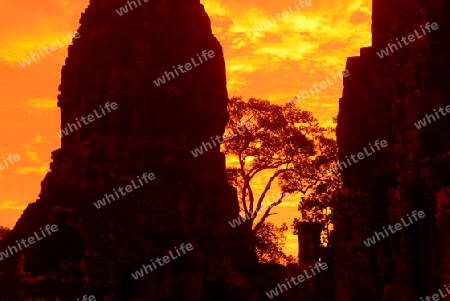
[223, 97, 338, 262]
[254, 222, 296, 265]
[291, 168, 342, 246]
[290, 116, 342, 246]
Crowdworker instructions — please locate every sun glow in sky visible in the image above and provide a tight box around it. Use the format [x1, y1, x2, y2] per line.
[0, 0, 371, 256]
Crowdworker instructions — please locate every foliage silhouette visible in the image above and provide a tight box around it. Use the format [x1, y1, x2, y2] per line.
[223, 97, 339, 262]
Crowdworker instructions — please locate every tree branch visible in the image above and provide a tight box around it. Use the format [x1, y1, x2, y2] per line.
[252, 193, 286, 234]
[255, 169, 289, 210]
[238, 151, 249, 214]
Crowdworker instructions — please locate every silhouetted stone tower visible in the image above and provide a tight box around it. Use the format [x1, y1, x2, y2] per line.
[334, 0, 450, 300]
[0, 0, 253, 299]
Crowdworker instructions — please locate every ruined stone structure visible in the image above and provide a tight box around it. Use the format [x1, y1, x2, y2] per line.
[5, 0, 450, 299]
[334, 0, 450, 300]
[295, 222, 333, 301]
[0, 0, 259, 299]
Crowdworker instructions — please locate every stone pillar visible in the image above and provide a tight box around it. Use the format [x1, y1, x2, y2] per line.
[296, 222, 322, 301]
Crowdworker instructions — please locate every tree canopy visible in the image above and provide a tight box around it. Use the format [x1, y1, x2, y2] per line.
[223, 97, 339, 263]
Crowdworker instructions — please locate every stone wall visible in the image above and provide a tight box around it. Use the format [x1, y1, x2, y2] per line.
[334, 0, 450, 300]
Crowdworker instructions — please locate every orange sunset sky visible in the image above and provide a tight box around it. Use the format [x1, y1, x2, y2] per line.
[0, 0, 371, 256]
